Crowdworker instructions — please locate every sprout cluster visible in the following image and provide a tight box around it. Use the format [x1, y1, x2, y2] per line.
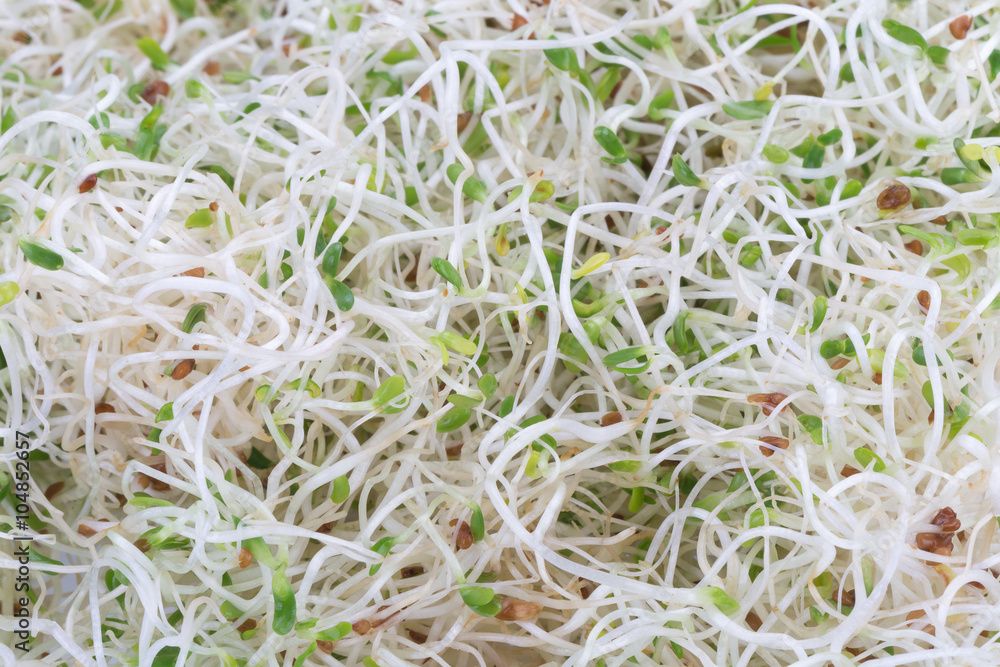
[2, 0, 1000, 666]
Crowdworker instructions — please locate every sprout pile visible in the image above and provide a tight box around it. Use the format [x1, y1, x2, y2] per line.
[3, 0, 1000, 665]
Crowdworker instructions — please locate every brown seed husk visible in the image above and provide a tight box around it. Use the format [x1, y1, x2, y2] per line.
[495, 597, 542, 621]
[916, 532, 953, 553]
[171, 359, 195, 380]
[917, 290, 930, 313]
[747, 392, 788, 415]
[839, 589, 856, 607]
[78, 173, 98, 193]
[876, 183, 911, 211]
[601, 411, 623, 426]
[141, 80, 170, 105]
[401, 565, 425, 578]
[930, 507, 961, 533]
[759, 436, 789, 457]
[45, 481, 65, 500]
[455, 521, 473, 550]
[150, 477, 171, 492]
[949, 15, 972, 39]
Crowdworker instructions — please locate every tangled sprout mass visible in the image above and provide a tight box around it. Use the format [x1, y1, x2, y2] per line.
[3, 0, 1000, 665]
